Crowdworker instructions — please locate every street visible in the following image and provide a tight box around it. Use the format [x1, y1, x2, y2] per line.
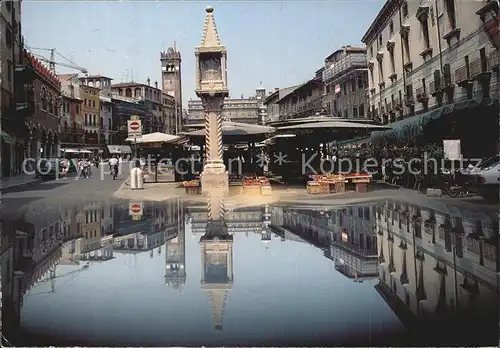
[0, 163, 130, 219]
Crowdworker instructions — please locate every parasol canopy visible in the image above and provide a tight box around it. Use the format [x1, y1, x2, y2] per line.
[125, 132, 181, 144]
[180, 121, 275, 137]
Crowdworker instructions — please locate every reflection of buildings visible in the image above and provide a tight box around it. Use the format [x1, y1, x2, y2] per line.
[270, 204, 378, 280]
[375, 200, 498, 342]
[164, 200, 187, 288]
[326, 205, 378, 281]
[199, 194, 234, 331]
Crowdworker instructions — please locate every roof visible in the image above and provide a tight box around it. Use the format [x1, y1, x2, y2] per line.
[263, 89, 280, 105]
[325, 46, 367, 62]
[180, 121, 274, 137]
[84, 74, 113, 80]
[25, 51, 61, 90]
[277, 120, 391, 131]
[111, 82, 161, 91]
[200, 6, 221, 48]
[361, 0, 398, 43]
[276, 79, 322, 105]
[57, 73, 78, 81]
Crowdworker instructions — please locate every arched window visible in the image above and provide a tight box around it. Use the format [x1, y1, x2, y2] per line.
[134, 88, 141, 97]
[125, 88, 132, 97]
[41, 88, 47, 111]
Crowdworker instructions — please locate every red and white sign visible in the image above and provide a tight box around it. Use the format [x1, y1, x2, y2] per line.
[127, 120, 142, 138]
[334, 84, 341, 94]
[129, 201, 144, 216]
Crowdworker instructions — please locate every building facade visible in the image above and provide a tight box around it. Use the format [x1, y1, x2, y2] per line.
[99, 96, 113, 144]
[111, 80, 163, 133]
[78, 82, 101, 154]
[322, 46, 369, 119]
[162, 92, 177, 135]
[263, 86, 300, 124]
[161, 47, 182, 133]
[186, 88, 268, 125]
[58, 73, 84, 149]
[362, 0, 499, 126]
[275, 72, 324, 121]
[23, 52, 62, 160]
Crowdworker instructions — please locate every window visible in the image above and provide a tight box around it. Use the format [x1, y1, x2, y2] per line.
[378, 35, 383, 48]
[402, 1, 408, 18]
[76, 104, 80, 114]
[5, 1, 12, 11]
[378, 60, 384, 82]
[5, 25, 12, 48]
[405, 84, 413, 99]
[389, 50, 395, 73]
[403, 35, 411, 63]
[92, 100, 96, 108]
[353, 106, 358, 118]
[422, 18, 430, 49]
[370, 45, 373, 57]
[445, 0, 457, 29]
[422, 78, 426, 94]
[344, 109, 348, 118]
[93, 114, 96, 126]
[84, 113, 88, 125]
[358, 77, 363, 89]
[389, 21, 394, 35]
[359, 104, 365, 117]
[351, 80, 356, 92]
[480, 48, 487, 72]
[7, 60, 12, 82]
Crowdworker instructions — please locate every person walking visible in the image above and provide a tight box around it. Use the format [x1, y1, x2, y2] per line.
[109, 155, 119, 180]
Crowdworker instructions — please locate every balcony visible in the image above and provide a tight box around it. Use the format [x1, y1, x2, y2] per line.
[404, 94, 415, 106]
[322, 53, 367, 83]
[415, 87, 428, 102]
[489, 50, 500, 71]
[454, 65, 472, 86]
[469, 58, 484, 78]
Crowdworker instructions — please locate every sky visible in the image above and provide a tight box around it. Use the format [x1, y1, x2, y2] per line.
[22, 0, 384, 108]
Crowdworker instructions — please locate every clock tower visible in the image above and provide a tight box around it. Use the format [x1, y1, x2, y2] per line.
[160, 45, 182, 109]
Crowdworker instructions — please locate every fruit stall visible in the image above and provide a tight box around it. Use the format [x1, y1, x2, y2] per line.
[183, 179, 201, 195]
[307, 172, 371, 194]
[243, 175, 272, 196]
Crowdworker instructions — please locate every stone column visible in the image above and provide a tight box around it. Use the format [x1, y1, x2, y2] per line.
[200, 96, 228, 191]
[227, 242, 233, 281]
[200, 242, 206, 283]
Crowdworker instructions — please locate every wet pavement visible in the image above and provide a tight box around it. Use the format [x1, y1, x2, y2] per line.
[1, 195, 498, 346]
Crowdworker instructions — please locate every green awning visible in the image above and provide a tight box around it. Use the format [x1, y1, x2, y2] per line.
[370, 100, 482, 142]
[1, 131, 15, 144]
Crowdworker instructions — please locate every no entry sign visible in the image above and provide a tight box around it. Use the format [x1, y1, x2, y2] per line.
[128, 120, 142, 138]
[129, 201, 144, 216]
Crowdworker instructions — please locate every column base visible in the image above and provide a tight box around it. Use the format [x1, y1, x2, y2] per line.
[201, 164, 229, 192]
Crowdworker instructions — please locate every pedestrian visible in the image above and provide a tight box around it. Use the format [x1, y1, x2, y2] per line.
[59, 157, 69, 180]
[82, 158, 91, 179]
[109, 155, 119, 180]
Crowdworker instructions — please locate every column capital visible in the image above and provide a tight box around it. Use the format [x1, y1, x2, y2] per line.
[200, 96, 224, 112]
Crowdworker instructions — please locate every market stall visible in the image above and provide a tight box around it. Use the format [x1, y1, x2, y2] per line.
[306, 172, 372, 194]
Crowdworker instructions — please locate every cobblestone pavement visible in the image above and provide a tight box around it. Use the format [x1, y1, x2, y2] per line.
[0, 164, 131, 219]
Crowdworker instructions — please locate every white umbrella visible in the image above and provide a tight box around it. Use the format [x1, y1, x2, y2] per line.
[125, 132, 180, 144]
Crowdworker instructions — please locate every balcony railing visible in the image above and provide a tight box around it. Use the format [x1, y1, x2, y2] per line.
[454, 65, 470, 84]
[322, 53, 367, 82]
[415, 87, 428, 102]
[469, 57, 484, 77]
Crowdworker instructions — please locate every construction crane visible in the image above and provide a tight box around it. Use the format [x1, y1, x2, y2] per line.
[26, 46, 88, 75]
[24, 263, 90, 298]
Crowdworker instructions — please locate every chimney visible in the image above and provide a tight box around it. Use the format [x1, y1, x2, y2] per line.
[147, 77, 150, 86]
[274, 87, 279, 92]
[155, 81, 158, 89]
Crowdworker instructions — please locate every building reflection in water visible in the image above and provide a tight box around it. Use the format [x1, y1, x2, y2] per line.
[165, 200, 186, 289]
[200, 192, 234, 331]
[270, 204, 378, 281]
[375, 200, 499, 343]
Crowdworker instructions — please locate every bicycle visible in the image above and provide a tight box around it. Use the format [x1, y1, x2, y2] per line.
[438, 168, 472, 197]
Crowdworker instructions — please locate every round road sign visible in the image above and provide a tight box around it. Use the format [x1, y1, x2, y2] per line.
[130, 204, 142, 214]
[130, 121, 140, 131]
